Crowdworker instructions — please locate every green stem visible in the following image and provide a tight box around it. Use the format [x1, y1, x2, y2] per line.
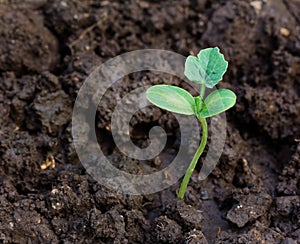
[177, 115, 208, 199]
[199, 83, 206, 109]
[200, 83, 205, 101]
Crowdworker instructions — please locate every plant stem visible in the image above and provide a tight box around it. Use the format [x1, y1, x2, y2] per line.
[177, 115, 208, 199]
[199, 83, 206, 108]
[200, 83, 205, 100]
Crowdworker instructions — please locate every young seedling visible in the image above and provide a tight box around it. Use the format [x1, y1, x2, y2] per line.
[146, 47, 236, 199]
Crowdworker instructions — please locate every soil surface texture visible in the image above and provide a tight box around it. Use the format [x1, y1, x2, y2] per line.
[0, 0, 300, 243]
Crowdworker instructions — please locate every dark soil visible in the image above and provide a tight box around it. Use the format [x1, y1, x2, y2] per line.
[0, 0, 300, 243]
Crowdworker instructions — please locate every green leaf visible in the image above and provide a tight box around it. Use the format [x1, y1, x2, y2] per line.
[146, 85, 195, 115]
[184, 56, 202, 83]
[199, 89, 236, 118]
[184, 47, 228, 88]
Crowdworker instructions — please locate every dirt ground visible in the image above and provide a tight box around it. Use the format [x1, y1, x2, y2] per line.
[0, 0, 300, 243]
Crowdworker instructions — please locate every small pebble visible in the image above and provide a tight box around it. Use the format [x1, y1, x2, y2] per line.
[280, 28, 290, 37]
[154, 156, 162, 166]
[60, 1, 67, 7]
[243, 187, 250, 194]
[200, 190, 209, 200]
[250, 1, 262, 12]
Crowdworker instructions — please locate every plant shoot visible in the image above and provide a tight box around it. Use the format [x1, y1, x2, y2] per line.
[146, 47, 236, 199]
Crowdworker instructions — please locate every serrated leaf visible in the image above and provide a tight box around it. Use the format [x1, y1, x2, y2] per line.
[199, 89, 236, 118]
[146, 85, 195, 115]
[184, 47, 228, 88]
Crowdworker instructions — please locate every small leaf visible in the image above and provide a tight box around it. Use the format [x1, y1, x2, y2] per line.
[197, 47, 228, 88]
[199, 89, 236, 118]
[184, 47, 228, 88]
[146, 85, 195, 115]
[184, 56, 202, 83]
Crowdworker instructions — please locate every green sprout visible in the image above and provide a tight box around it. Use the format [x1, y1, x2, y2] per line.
[146, 47, 237, 199]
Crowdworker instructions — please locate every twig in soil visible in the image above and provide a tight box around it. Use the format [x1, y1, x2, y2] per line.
[142, 201, 153, 207]
[68, 13, 108, 52]
[216, 227, 221, 240]
[40, 154, 56, 170]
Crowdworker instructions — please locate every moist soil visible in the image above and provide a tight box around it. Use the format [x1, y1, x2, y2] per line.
[0, 0, 300, 243]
